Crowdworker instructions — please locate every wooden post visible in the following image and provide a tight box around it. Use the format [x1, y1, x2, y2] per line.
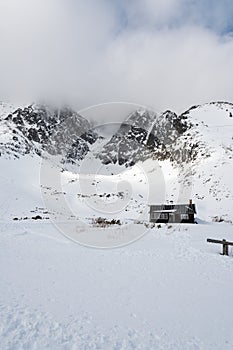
[222, 240, 229, 256]
[207, 238, 233, 256]
[226, 244, 229, 256]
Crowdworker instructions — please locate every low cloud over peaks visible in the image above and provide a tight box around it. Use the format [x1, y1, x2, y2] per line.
[0, 0, 233, 119]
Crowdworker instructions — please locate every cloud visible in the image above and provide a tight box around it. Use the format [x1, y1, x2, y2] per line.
[122, 0, 183, 28]
[0, 0, 233, 120]
[122, 0, 233, 32]
[96, 26, 233, 113]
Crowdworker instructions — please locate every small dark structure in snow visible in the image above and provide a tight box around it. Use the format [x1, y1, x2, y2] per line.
[207, 238, 233, 256]
[149, 199, 196, 223]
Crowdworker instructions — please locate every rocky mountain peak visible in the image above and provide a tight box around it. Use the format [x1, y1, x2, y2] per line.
[0, 103, 98, 164]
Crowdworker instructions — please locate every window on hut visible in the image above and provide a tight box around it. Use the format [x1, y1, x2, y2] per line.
[160, 213, 168, 220]
[181, 214, 189, 220]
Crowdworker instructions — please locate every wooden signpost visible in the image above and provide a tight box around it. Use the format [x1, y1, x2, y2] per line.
[207, 238, 233, 256]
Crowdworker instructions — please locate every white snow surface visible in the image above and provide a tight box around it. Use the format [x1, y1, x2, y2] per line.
[1, 222, 233, 349]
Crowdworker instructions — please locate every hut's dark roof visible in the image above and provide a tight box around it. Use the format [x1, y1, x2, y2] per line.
[150, 204, 196, 214]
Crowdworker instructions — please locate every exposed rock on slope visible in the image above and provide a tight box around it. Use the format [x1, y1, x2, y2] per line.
[0, 103, 98, 164]
[1, 101, 233, 222]
[98, 109, 201, 166]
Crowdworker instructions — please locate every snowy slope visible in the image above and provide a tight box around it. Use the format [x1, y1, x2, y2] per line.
[1, 222, 233, 349]
[176, 102, 233, 222]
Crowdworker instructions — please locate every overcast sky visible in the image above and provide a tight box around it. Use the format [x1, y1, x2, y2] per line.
[1, 0, 233, 117]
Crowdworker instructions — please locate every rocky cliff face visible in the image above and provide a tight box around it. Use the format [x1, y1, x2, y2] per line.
[97, 108, 203, 166]
[0, 101, 232, 172]
[0, 103, 98, 165]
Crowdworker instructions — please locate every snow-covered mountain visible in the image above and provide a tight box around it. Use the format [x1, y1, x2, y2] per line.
[0, 101, 233, 224]
[176, 102, 233, 222]
[98, 109, 197, 166]
[1, 101, 233, 348]
[96, 102, 233, 222]
[0, 103, 98, 164]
